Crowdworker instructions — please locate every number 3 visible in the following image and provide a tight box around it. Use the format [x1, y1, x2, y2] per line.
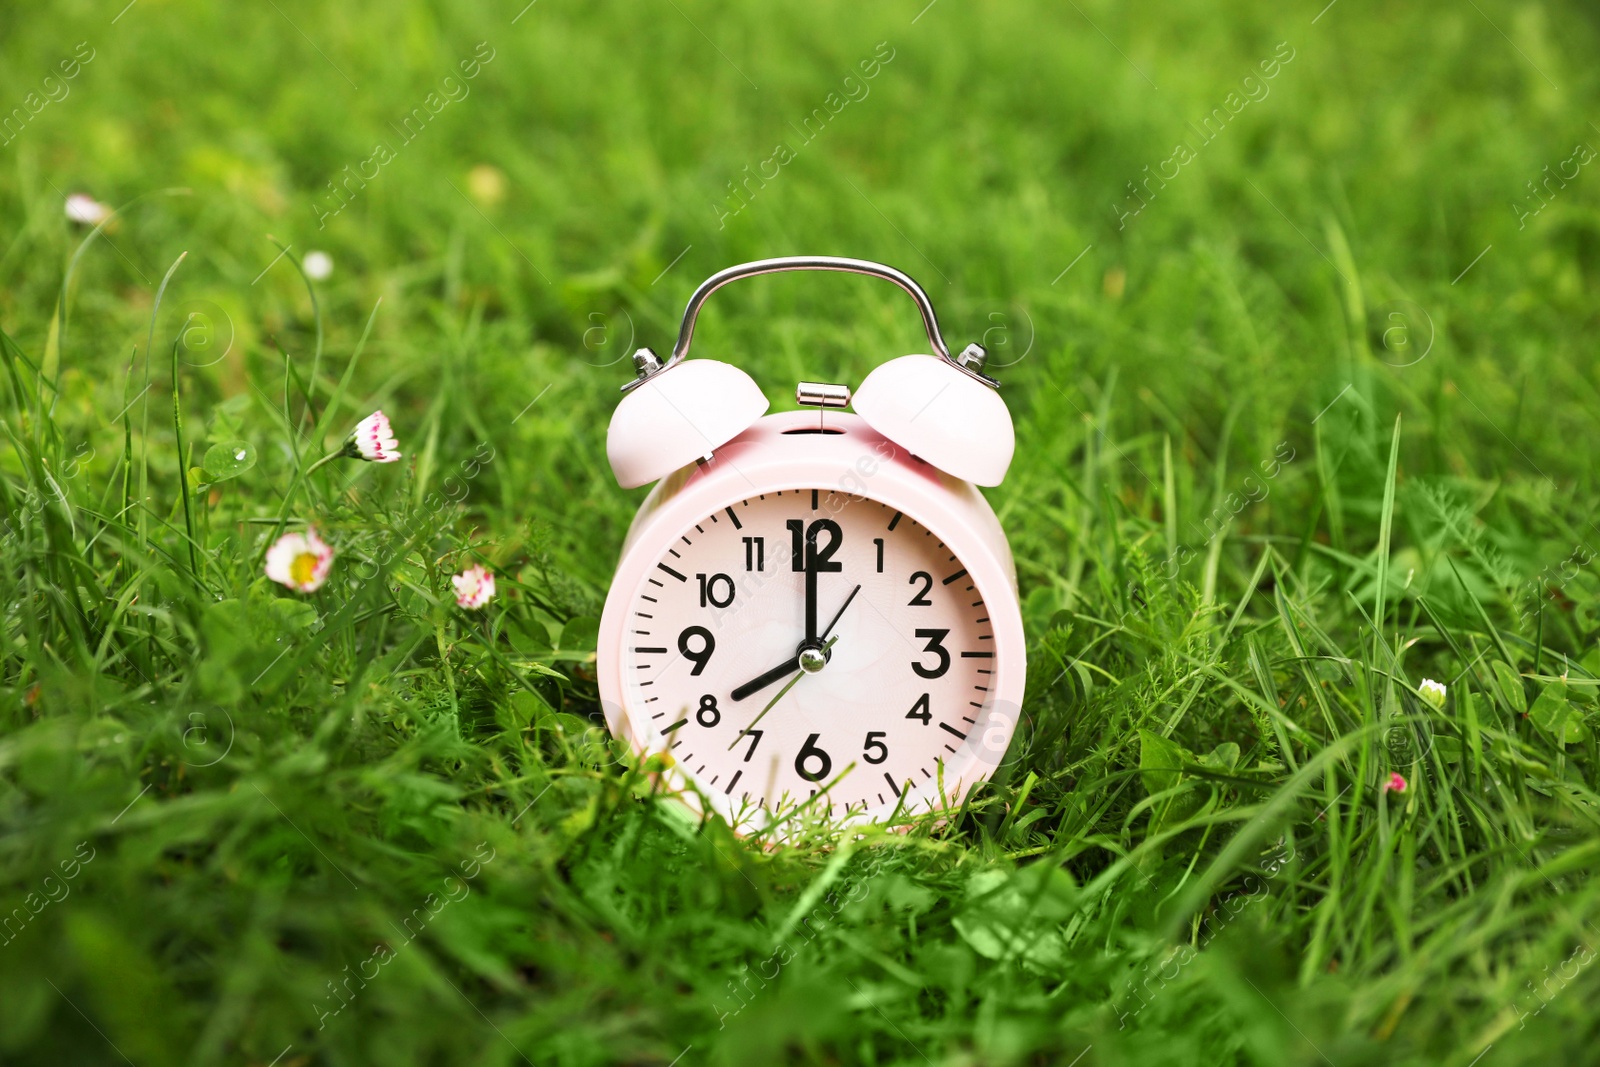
[912, 628, 950, 679]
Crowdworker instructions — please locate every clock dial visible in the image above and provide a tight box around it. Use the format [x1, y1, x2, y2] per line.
[620, 489, 996, 821]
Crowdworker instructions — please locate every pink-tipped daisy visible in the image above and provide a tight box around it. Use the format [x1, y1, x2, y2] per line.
[346, 410, 401, 463]
[264, 527, 335, 593]
[452, 564, 495, 610]
[65, 193, 112, 226]
[1382, 772, 1407, 795]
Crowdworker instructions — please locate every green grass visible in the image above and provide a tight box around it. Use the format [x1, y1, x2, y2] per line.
[4, 0, 1600, 1063]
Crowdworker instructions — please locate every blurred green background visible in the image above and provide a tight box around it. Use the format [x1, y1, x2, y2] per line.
[3, 0, 1600, 1064]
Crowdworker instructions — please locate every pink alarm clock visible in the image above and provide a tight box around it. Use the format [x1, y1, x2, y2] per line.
[596, 257, 1025, 833]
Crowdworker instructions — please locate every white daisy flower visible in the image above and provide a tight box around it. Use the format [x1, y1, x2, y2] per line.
[65, 193, 112, 226]
[346, 410, 401, 463]
[452, 564, 495, 610]
[1418, 678, 1447, 710]
[303, 250, 333, 280]
[265, 527, 335, 593]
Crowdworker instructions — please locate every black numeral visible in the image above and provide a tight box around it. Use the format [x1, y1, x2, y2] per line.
[912, 628, 950, 679]
[874, 538, 884, 573]
[794, 732, 833, 782]
[906, 693, 931, 725]
[678, 626, 715, 676]
[908, 571, 933, 606]
[740, 729, 763, 762]
[742, 536, 764, 572]
[811, 520, 842, 571]
[696, 694, 721, 727]
[863, 731, 888, 764]
[787, 518, 843, 572]
[697, 572, 735, 608]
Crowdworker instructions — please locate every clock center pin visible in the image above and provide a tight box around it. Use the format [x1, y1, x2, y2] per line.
[797, 644, 829, 674]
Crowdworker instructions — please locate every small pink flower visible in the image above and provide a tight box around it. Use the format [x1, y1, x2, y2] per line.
[452, 564, 495, 610]
[1382, 772, 1407, 795]
[264, 527, 335, 593]
[347, 410, 401, 463]
[65, 193, 112, 226]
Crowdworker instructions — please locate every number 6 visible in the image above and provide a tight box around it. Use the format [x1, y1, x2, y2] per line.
[794, 733, 833, 782]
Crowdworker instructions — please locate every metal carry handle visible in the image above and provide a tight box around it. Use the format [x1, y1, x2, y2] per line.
[623, 256, 993, 390]
[674, 256, 951, 362]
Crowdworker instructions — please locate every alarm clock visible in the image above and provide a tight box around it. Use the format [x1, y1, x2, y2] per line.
[595, 257, 1025, 833]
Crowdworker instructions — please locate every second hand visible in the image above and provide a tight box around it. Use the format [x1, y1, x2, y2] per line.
[727, 634, 839, 751]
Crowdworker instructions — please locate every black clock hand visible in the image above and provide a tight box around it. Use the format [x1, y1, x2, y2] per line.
[823, 583, 861, 637]
[731, 657, 799, 702]
[728, 584, 862, 702]
[804, 537, 819, 646]
[728, 634, 840, 750]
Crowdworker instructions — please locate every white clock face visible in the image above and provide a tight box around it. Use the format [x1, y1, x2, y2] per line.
[619, 488, 998, 822]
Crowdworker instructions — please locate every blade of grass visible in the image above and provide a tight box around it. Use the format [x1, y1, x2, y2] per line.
[1374, 414, 1401, 641]
[171, 338, 199, 580]
[138, 252, 189, 554]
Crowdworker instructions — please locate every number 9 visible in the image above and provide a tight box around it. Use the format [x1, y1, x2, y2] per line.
[678, 626, 715, 676]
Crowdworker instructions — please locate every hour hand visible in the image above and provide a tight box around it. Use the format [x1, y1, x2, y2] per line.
[730, 656, 800, 702]
[728, 585, 860, 702]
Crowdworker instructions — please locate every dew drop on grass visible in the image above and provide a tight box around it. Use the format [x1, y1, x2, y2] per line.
[203, 441, 257, 481]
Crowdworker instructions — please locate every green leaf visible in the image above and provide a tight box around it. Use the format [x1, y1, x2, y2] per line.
[883, 875, 938, 915]
[1138, 729, 1191, 795]
[498, 688, 550, 734]
[1492, 661, 1526, 715]
[200, 599, 251, 664]
[1139, 729, 1205, 834]
[1528, 679, 1590, 744]
[1462, 684, 1484, 780]
[208, 392, 252, 439]
[64, 911, 186, 1064]
[550, 616, 600, 660]
[952, 865, 1077, 971]
[267, 597, 319, 631]
[560, 616, 599, 649]
[508, 660, 566, 680]
[203, 440, 256, 481]
[0, 956, 51, 1049]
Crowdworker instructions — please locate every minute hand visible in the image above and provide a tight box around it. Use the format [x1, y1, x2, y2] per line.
[805, 546, 819, 645]
[727, 584, 862, 702]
